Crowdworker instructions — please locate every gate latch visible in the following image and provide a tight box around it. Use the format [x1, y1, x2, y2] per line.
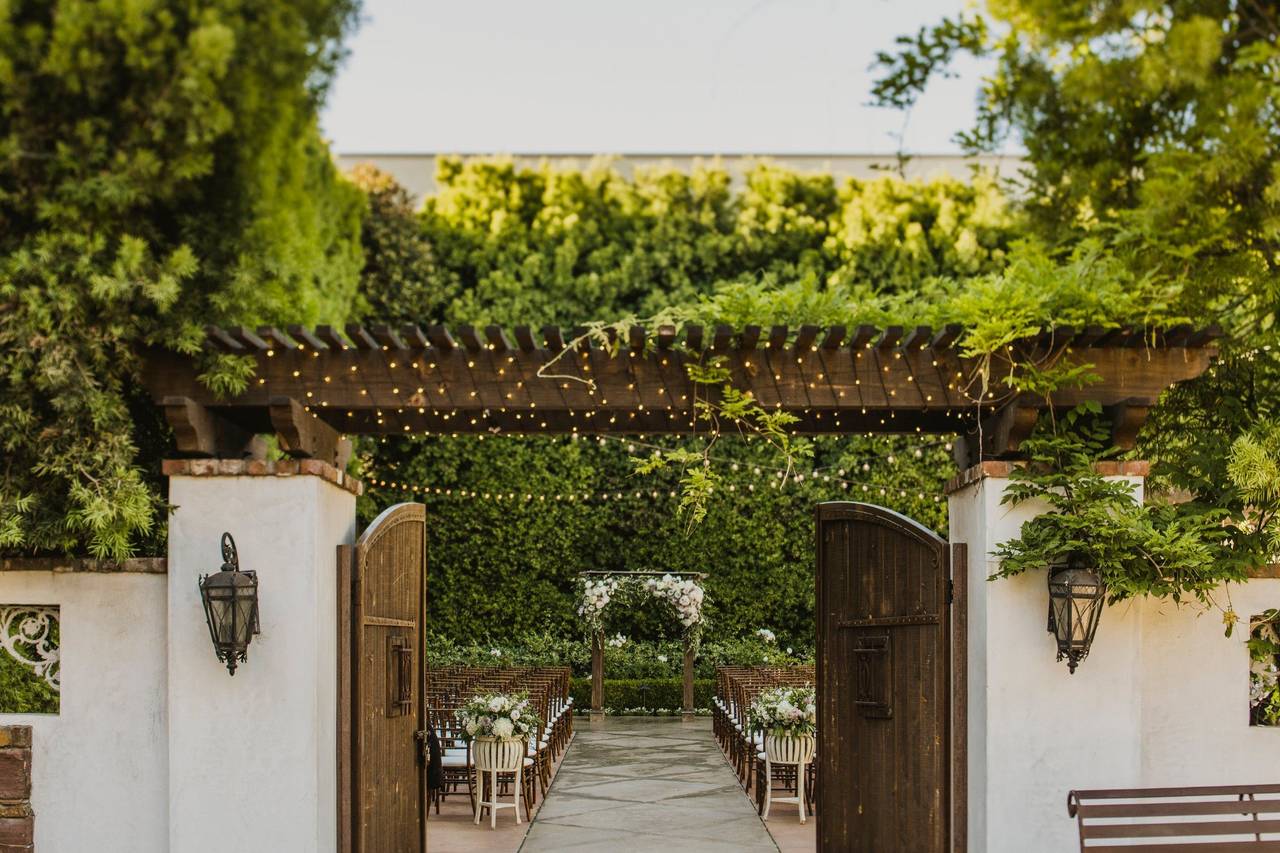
[414, 729, 428, 766]
[850, 634, 892, 719]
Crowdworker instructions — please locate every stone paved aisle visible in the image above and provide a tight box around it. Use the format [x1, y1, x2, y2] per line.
[519, 716, 778, 852]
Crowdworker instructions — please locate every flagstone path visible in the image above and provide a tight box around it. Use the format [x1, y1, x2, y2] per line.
[519, 716, 778, 852]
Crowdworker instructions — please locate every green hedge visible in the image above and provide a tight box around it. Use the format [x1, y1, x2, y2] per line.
[367, 433, 951, 647]
[569, 678, 715, 712]
[0, 649, 58, 714]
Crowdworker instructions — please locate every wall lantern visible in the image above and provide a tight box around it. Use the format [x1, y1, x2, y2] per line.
[197, 532, 260, 676]
[1047, 560, 1106, 674]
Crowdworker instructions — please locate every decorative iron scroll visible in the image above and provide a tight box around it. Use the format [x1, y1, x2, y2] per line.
[0, 606, 60, 692]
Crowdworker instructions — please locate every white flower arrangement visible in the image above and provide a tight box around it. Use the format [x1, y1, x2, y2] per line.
[577, 578, 619, 637]
[454, 691, 542, 742]
[646, 574, 705, 634]
[755, 628, 776, 644]
[606, 633, 629, 648]
[577, 573, 707, 648]
[748, 685, 817, 738]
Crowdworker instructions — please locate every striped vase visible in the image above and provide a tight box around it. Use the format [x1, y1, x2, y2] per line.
[473, 735, 525, 772]
[765, 733, 815, 765]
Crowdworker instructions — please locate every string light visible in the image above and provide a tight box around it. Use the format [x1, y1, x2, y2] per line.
[365, 434, 955, 505]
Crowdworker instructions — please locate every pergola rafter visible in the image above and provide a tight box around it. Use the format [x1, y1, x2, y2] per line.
[140, 322, 1220, 466]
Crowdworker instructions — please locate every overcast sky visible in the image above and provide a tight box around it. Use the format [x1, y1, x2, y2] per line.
[321, 0, 993, 155]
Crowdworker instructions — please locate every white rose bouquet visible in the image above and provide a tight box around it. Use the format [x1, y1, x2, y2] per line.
[646, 573, 706, 647]
[748, 685, 817, 738]
[454, 691, 542, 742]
[578, 578, 618, 637]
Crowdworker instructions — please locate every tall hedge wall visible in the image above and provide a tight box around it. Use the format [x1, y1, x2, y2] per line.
[361, 432, 953, 649]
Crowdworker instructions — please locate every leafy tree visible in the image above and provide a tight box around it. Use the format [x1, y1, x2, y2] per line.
[350, 164, 455, 322]
[873, 0, 1280, 577]
[873, 0, 1279, 333]
[0, 0, 365, 557]
[407, 156, 1015, 327]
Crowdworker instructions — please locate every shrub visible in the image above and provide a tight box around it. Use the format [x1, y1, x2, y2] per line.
[569, 678, 716, 712]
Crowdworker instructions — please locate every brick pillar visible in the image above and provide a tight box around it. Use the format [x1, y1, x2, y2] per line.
[0, 726, 33, 853]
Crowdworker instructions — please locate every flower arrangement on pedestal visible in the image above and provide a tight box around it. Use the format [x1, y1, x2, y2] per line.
[748, 685, 817, 739]
[454, 691, 542, 742]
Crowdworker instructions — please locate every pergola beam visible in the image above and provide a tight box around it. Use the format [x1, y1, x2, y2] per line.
[142, 324, 1219, 449]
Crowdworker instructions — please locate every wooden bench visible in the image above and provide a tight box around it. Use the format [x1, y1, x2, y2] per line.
[1068, 784, 1280, 850]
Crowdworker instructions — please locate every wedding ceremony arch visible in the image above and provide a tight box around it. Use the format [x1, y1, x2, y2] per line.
[578, 570, 707, 719]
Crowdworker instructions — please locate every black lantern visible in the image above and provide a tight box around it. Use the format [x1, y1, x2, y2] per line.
[197, 533, 260, 676]
[1047, 559, 1106, 674]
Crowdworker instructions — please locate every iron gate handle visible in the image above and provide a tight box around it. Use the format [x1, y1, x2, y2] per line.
[852, 634, 892, 719]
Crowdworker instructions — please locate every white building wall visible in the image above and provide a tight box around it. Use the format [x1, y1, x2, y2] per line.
[167, 471, 355, 853]
[951, 469, 1280, 853]
[334, 151, 1026, 206]
[0, 571, 168, 853]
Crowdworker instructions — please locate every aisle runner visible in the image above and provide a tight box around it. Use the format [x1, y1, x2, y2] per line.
[519, 717, 777, 852]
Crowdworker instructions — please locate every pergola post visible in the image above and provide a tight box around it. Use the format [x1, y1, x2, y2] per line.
[590, 633, 604, 721]
[682, 641, 695, 721]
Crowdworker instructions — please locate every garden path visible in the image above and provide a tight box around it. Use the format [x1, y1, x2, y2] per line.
[519, 716, 778, 852]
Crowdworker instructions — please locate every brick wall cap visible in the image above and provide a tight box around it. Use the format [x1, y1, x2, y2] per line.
[162, 458, 363, 497]
[945, 460, 1150, 495]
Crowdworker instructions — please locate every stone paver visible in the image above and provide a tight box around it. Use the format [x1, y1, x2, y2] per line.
[519, 717, 778, 853]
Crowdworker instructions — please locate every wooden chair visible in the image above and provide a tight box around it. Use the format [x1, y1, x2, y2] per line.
[1068, 784, 1280, 850]
[428, 706, 475, 814]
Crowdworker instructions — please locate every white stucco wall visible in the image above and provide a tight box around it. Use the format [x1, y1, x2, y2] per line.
[1137, 580, 1280, 783]
[167, 472, 355, 853]
[950, 471, 1280, 853]
[0, 571, 169, 853]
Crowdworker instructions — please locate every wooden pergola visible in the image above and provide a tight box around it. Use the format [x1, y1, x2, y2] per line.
[141, 322, 1219, 466]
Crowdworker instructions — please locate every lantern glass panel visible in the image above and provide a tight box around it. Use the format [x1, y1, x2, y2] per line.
[1047, 567, 1105, 673]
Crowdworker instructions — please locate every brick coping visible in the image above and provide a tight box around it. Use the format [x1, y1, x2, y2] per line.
[945, 460, 1151, 495]
[162, 458, 363, 496]
[1, 557, 166, 574]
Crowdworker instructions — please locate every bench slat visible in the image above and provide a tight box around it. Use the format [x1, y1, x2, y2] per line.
[1075, 785, 1280, 800]
[1085, 843, 1280, 852]
[1079, 801, 1280, 820]
[1085, 819, 1280, 839]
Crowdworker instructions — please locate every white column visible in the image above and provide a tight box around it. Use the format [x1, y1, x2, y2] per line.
[947, 462, 1147, 853]
[165, 460, 357, 853]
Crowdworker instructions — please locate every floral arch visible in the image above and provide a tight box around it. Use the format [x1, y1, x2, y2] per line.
[577, 571, 707, 718]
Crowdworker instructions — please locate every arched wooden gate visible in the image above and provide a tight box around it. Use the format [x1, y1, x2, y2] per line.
[337, 503, 428, 853]
[816, 502, 966, 852]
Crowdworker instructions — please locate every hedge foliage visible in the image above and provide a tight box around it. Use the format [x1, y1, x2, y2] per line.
[355, 158, 1005, 647]
[412, 156, 1014, 327]
[0, 649, 57, 714]
[0, 0, 364, 558]
[568, 678, 716, 713]
[366, 432, 952, 648]
[424, 632, 812, 680]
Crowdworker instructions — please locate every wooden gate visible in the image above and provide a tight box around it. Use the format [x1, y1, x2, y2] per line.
[338, 503, 428, 853]
[815, 502, 964, 852]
